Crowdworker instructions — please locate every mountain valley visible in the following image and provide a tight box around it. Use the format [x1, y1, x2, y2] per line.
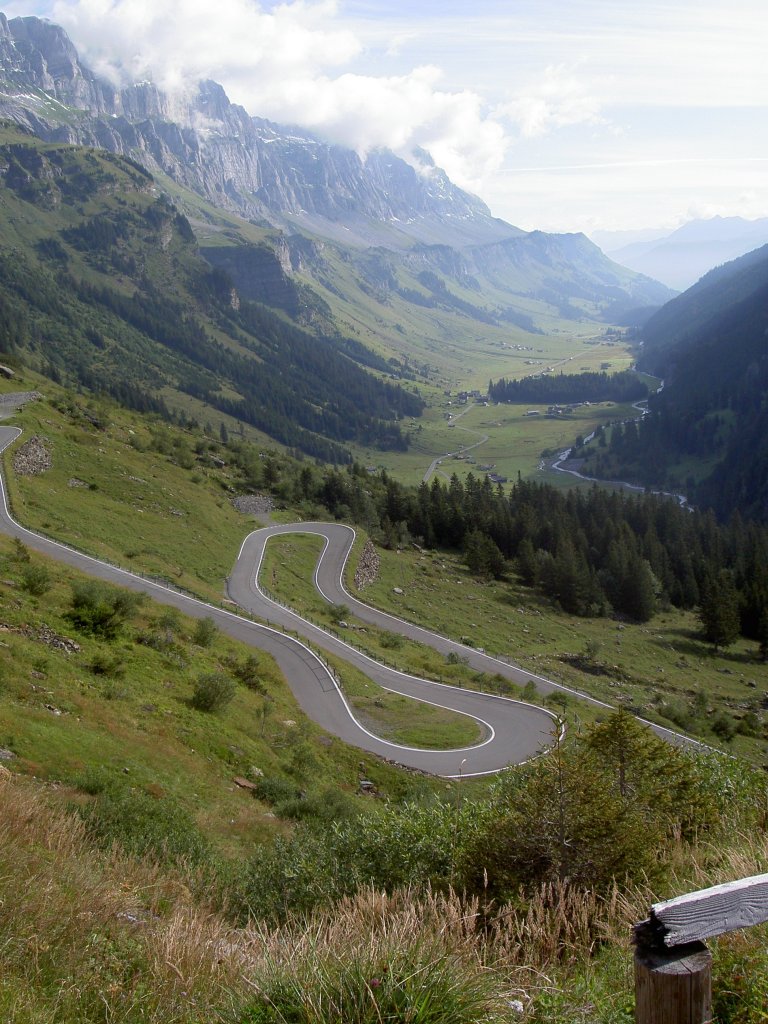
[1, 8, 768, 1023]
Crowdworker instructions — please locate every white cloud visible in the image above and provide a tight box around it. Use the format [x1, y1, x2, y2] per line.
[497, 64, 605, 139]
[253, 65, 509, 188]
[23, 0, 509, 190]
[5, 0, 768, 230]
[48, 0, 360, 88]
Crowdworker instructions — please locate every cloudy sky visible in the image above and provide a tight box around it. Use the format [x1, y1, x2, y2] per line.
[6, 0, 768, 234]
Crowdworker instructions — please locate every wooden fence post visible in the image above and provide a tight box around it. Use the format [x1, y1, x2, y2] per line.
[634, 941, 712, 1024]
[633, 871, 768, 1023]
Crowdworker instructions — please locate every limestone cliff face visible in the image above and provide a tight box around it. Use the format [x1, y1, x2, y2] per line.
[0, 13, 675, 317]
[0, 14, 501, 245]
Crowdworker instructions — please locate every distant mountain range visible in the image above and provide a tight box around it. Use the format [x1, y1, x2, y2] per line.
[592, 217, 768, 291]
[0, 13, 505, 249]
[0, 10, 671, 337]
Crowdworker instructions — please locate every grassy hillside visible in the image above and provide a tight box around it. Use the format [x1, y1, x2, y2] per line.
[0, 529, 442, 860]
[4, 383, 253, 600]
[8, 381, 768, 755]
[4, 387, 768, 1021]
[3, 707, 768, 1022]
[0, 124, 420, 462]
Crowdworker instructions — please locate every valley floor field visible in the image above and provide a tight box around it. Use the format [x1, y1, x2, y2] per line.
[350, 335, 639, 488]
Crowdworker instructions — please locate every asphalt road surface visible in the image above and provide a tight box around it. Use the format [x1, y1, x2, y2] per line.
[0, 423, 560, 777]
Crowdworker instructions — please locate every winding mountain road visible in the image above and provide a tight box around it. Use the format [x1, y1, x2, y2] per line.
[0, 421, 561, 778]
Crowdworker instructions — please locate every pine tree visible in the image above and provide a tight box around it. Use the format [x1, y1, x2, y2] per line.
[464, 530, 505, 579]
[619, 555, 657, 622]
[516, 536, 538, 585]
[698, 570, 741, 650]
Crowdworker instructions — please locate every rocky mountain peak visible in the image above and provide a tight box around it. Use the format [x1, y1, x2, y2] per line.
[8, 14, 81, 73]
[195, 79, 234, 123]
[0, 11, 515, 246]
[0, 13, 115, 113]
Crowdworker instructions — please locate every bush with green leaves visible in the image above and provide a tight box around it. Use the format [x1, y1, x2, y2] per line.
[67, 581, 141, 639]
[461, 709, 738, 900]
[461, 741, 662, 898]
[252, 775, 302, 807]
[89, 652, 125, 678]
[12, 537, 30, 563]
[231, 653, 266, 693]
[241, 711, 763, 921]
[522, 679, 539, 702]
[76, 774, 211, 867]
[328, 603, 350, 625]
[242, 800, 470, 920]
[190, 672, 236, 713]
[379, 631, 404, 649]
[273, 786, 359, 824]
[193, 615, 218, 647]
[20, 562, 52, 597]
[712, 711, 737, 743]
[738, 711, 762, 737]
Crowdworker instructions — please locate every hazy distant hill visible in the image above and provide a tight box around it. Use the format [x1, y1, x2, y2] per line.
[639, 243, 768, 372]
[592, 216, 768, 291]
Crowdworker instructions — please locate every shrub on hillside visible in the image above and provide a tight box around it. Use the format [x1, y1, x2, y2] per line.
[328, 604, 350, 625]
[20, 563, 52, 596]
[242, 800, 468, 920]
[273, 786, 359, 824]
[190, 672, 236, 713]
[252, 776, 301, 807]
[89, 652, 125, 678]
[379, 631, 404, 649]
[241, 711, 763, 920]
[193, 616, 218, 647]
[230, 653, 266, 693]
[76, 775, 211, 866]
[67, 581, 141, 639]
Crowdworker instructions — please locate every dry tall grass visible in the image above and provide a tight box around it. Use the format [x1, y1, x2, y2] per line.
[3, 772, 768, 1022]
[0, 773, 237, 1022]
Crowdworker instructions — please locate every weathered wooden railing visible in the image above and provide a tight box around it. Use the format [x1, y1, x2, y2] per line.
[633, 873, 768, 1023]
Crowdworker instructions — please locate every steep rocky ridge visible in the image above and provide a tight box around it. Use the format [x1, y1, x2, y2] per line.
[0, 12, 672, 327]
[0, 15, 503, 247]
[0, 124, 421, 461]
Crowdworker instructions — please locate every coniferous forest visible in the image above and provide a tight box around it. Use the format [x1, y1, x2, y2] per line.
[489, 369, 649, 406]
[581, 248, 768, 521]
[261, 455, 768, 640]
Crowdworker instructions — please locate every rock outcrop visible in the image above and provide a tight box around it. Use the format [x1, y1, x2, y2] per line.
[232, 493, 275, 518]
[354, 539, 380, 591]
[12, 435, 51, 475]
